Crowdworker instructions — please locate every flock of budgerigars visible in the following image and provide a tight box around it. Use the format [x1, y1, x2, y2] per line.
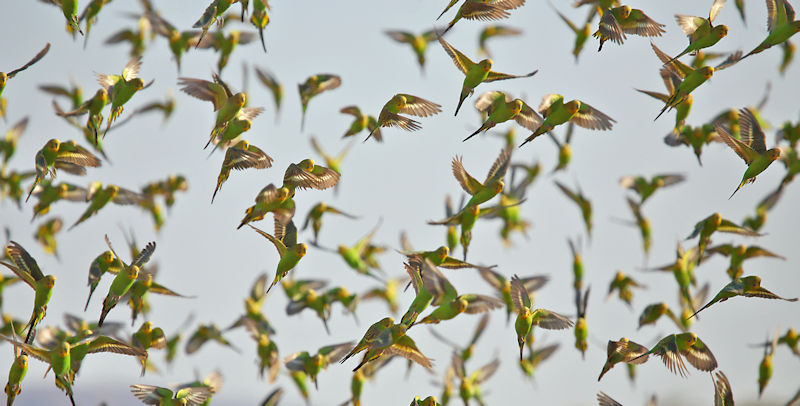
[0, 0, 799, 405]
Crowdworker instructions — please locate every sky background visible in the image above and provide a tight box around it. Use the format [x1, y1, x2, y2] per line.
[1, 0, 800, 405]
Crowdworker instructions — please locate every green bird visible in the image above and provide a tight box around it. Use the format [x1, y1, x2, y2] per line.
[78, 0, 113, 47]
[137, 91, 177, 124]
[185, 323, 238, 354]
[127, 272, 190, 327]
[70, 183, 145, 230]
[466, 91, 542, 141]
[593, 5, 666, 51]
[689, 275, 797, 319]
[250, 221, 307, 293]
[452, 354, 499, 406]
[686, 213, 762, 264]
[37, 326, 146, 380]
[146, 12, 202, 73]
[636, 66, 702, 131]
[33, 217, 62, 258]
[441, 0, 525, 34]
[340, 106, 382, 141]
[619, 173, 686, 204]
[132, 321, 167, 376]
[192, 0, 238, 47]
[385, 29, 444, 73]
[427, 202, 510, 261]
[237, 184, 294, 230]
[0, 43, 49, 120]
[522, 93, 615, 145]
[98, 57, 153, 138]
[0, 337, 75, 404]
[56, 88, 109, 143]
[415, 262, 503, 325]
[0, 170, 35, 210]
[551, 7, 590, 61]
[84, 250, 122, 311]
[779, 40, 796, 73]
[350, 322, 433, 372]
[438, 36, 537, 115]
[282, 158, 341, 195]
[298, 74, 341, 131]
[38, 78, 83, 110]
[668, 0, 729, 63]
[104, 15, 152, 59]
[573, 287, 590, 359]
[646, 243, 701, 316]
[568, 238, 585, 291]
[511, 274, 573, 361]
[652, 43, 741, 121]
[478, 25, 522, 57]
[334, 222, 383, 280]
[179, 74, 263, 149]
[310, 136, 352, 177]
[554, 180, 593, 238]
[619, 197, 652, 257]
[130, 384, 211, 406]
[638, 302, 684, 331]
[285, 342, 353, 389]
[757, 332, 777, 398]
[607, 270, 644, 308]
[360, 278, 401, 315]
[365, 94, 442, 141]
[302, 202, 357, 245]
[715, 108, 782, 198]
[286, 287, 332, 334]
[196, 30, 257, 72]
[288, 371, 310, 402]
[51, 0, 84, 36]
[26, 139, 101, 202]
[743, 0, 800, 59]
[341, 317, 394, 366]
[1, 242, 56, 343]
[547, 126, 573, 173]
[519, 342, 559, 380]
[597, 338, 649, 381]
[212, 140, 272, 203]
[631, 332, 718, 377]
[0, 117, 28, 168]
[399, 260, 436, 327]
[478, 268, 548, 323]
[247, 0, 270, 52]
[706, 243, 784, 279]
[451, 148, 510, 208]
[98, 236, 156, 327]
[254, 67, 282, 122]
[240, 318, 279, 382]
[0, 314, 27, 339]
[4, 327, 27, 405]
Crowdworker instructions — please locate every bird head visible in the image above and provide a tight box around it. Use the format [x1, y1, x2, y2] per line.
[620, 6, 632, 19]
[337, 245, 348, 256]
[58, 342, 71, 358]
[317, 202, 328, 212]
[613, 270, 625, 283]
[132, 78, 145, 91]
[436, 246, 449, 261]
[493, 180, 504, 194]
[685, 333, 698, 346]
[480, 59, 493, 72]
[0, 72, 7, 87]
[715, 25, 729, 38]
[233, 92, 247, 107]
[278, 187, 291, 200]
[46, 139, 60, 152]
[701, 66, 715, 79]
[298, 159, 315, 172]
[141, 321, 153, 334]
[129, 265, 140, 280]
[566, 100, 581, 115]
[96, 88, 108, 102]
[511, 99, 523, 115]
[43, 275, 56, 289]
[142, 272, 153, 287]
[767, 148, 782, 161]
[710, 212, 722, 225]
[101, 251, 115, 265]
[296, 243, 308, 257]
[16, 353, 27, 369]
[392, 94, 408, 110]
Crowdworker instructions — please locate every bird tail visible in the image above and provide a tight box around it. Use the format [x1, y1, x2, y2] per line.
[728, 180, 746, 199]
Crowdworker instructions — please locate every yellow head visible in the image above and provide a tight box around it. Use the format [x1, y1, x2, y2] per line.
[298, 159, 315, 172]
[493, 180, 504, 194]
[614, 270, 625, 283]
[141, 321, 153, 333]
[436, 246, 449, 261]
[566, 100, 581, 115]
[129, 265, 140, 280]
[701, 66, 715, 79]
[511, 99, 523, 115]
[767, 148, 781, 160]
[232, 92, 246, 107]
[620, 6, 632, 19]
[58, 342, 71, 358]
[480, 59, 493, 72]
[715, 25, 729, 38]
[0, 72, 7, 87]
[46, 139, 60, 152]
[43, 275, 56, 289]
[296, 243, 308, 257]
[132, 78, 145, 91]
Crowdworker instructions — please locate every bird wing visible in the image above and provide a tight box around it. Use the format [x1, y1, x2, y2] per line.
[7, 43, 50, 78]
[451, 155, 484, 195]
[738, 107, 768, 154]
[377, 111, 421, 131]
[532, 309, 574, 329]
[682, 337, 718, 372]
[4, 241, 45, 285]
[438, 36, 475, 75]
[484, 147, 511, 185]
[620, 10, 666, 37]
[178, 77, 230, 111]
[572, 101, 616, 130]
[397, 94, 442, 117]
[510, 275, 531, 311]
[459, 2, 511, 21]
[129, 384, 165, 404]
[386, 335, 433, 370]
[715, 124, 759, 164]
[249, 224, 287, 257]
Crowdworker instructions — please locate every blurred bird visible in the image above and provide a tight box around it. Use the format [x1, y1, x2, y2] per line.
[26, 139, 101, 202]
[284, 342, 353, 389]
[33, 217, 62, 258]
[385, 28, 444, 73]
[302, 202, 357, 245]
[550, 6, 591, 61]
[619, 173, 686, 205]
[478, 25, 522, 57]
[598, 338, 649, 381]
[254, 67, 282, 122]
[638, 302, 684, 331]
[607, 270, 644, 308]
[130, 384, 211, 406]
[145, 11, 202, 72]
[0, 42, 50, 119]
[340, 106, 382, 141]
[593, 5, 666, 51]
[686, 213, 762, 265]
[452, 353, 499, 406]
[196, 30, 258, 72]
[705, 243, 784, 279]
[70, 183, 146, 230]
[185, 323, 238, 354]
[554, 180, 593, 238]
[574, 287, 590, 359]
[298, 74, 341, 131]
[192, 0, 239, 47]
[441, 0, 526, 34]
[366, 94, 442, 141]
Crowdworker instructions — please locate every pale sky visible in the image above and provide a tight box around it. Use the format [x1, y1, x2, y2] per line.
[1, 0, 800, 405]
